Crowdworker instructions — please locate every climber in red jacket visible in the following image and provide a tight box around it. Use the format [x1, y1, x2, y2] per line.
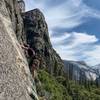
[21, 43, 35, 58]
[21, 43, 40, 78]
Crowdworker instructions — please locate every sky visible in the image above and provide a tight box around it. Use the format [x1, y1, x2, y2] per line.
[24, 0, 100, 66]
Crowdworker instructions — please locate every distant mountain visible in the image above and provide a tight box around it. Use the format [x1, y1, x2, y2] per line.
[93, 64, 100, 74]
[63, 60, 99, 85]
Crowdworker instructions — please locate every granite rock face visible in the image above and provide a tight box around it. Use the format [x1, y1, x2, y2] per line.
[5, 0, 25, 43]
[0, 0, 38, 100]
[23, 9, 64, 76]
[63, 60, 99, 85]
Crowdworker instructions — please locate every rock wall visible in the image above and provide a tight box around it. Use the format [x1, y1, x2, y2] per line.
[5, 0, 26, 43]
[23, 9, 64, 76]
[63, 60, 98, 86]
[0, 0, 38, 100]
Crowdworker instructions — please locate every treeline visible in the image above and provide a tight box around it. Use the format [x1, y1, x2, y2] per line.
[36, 69, 100, 100]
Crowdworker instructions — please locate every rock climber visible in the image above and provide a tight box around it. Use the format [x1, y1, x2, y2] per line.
[21, 43, 40, 78]
[21, 43, 35, 58]
[30, 59, 40, 78]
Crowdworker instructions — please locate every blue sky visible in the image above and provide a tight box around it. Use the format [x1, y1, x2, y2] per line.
[24, 0, 100, 66]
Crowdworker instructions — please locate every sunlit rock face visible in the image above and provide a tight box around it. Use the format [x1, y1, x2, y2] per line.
[63, 60, 99, 84]
[23, 9, 64, 76]
[0, 0, 38, 99]
[93, 64, 100, 74]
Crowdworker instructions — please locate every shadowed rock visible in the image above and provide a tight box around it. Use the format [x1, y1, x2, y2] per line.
[23, 9, 64, 76]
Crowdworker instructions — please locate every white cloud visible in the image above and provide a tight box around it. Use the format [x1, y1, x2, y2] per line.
[52, 32, 100, 66]
[24, 0, 100, 30]
[68, 32, 98, 48]
[51, 32, 98, 48]
[84, 45, 100, 65]
[51, 33, 71, 45]
[71, 0, 82, 7]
